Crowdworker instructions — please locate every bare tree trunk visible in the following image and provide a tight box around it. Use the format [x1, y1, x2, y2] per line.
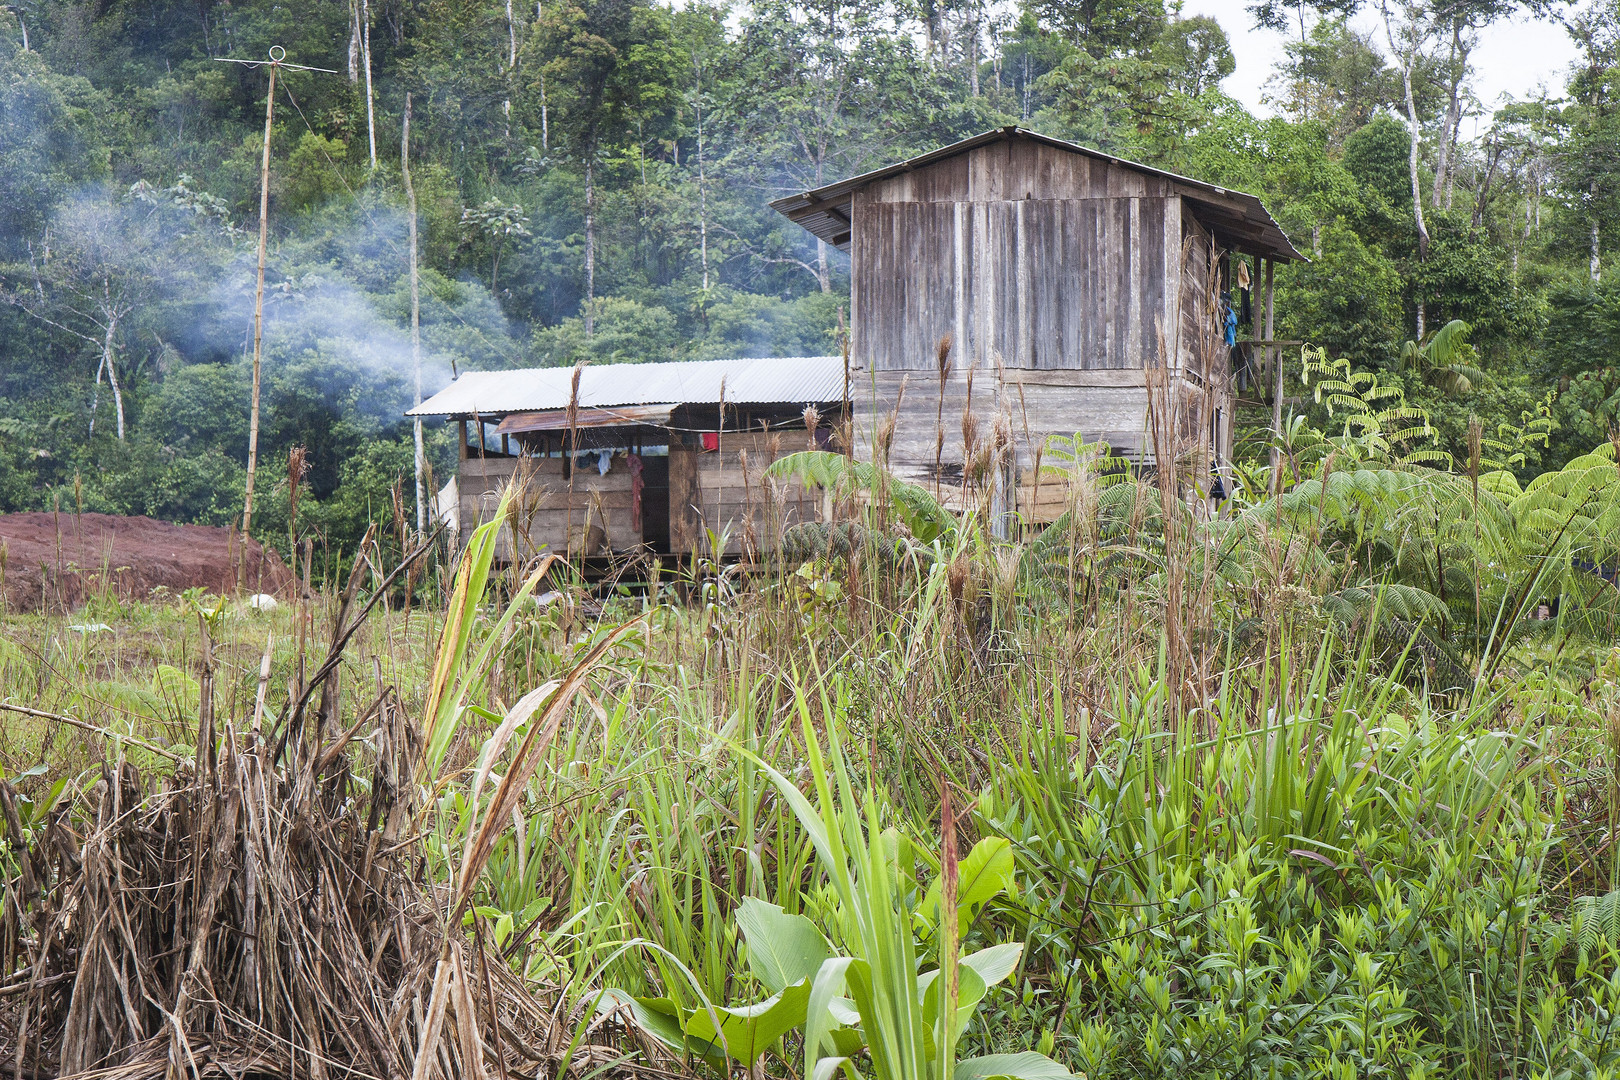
[812, 155, 830, 293]
[362, 0, 377, 170]
[1384, 3, 1431, 262]
[504, 0, 516, 139]
[696, 80, 710, 292]
[88, 352, 103, 439]
[348, 0, 361, 83]
[1593, 205, 1603, 284]
[1433, 20, 1463, 210]
[1401, 67, 1430, 260]
[1265, 259, 1281, 483]
[102, 315, 125, 441]
[584, 153, 596, 336]
[404, 93, 425, 533]
[1384, 2, 1430, 342]
[967, 3, 979, 96]
[242, 61, 278, 551]
[538, 2, 549, 151]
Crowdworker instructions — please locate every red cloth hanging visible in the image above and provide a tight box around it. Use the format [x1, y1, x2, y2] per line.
[700, 432, 720, 452]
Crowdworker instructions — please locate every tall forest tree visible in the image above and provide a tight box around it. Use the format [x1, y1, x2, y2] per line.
[528, 0, 680, 334]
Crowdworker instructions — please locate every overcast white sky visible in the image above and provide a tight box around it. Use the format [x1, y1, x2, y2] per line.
[1183, 1, 1582, 126]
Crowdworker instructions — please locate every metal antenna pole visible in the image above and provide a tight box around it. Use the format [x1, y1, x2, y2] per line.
[213, 47, 338, 586]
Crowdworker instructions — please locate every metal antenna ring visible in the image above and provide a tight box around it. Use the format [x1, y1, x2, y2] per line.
[268, 45, 286, 62]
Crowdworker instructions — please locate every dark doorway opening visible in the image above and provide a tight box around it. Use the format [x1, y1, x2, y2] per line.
[639, 454, 671, 553]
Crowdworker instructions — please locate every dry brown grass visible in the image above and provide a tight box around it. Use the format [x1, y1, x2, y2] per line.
[0, 541, 656, 1080]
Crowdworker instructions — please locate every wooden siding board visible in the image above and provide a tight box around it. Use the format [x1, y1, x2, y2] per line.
[1127, 199, 1143, 366]
[457, 457, 647, 557]
[974, 201, 991, 369]
[668, 445, 698, 552]
[1164, 196, 1182, 367]
[1078, 201, 1097, 369]
[1137, 198, 1166, 365]
[851, 175, 1178, 378]
[687, 431, 817, 555]
[1098, 202, 1116, 368]
[852, 370, 1157, 489]
[1016, 200, 1030, 369]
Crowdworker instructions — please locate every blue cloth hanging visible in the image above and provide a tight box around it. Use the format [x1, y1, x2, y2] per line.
[1224, 303, 1238, 347]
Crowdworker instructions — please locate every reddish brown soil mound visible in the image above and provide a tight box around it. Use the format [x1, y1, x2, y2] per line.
[0, 512, 293, 612]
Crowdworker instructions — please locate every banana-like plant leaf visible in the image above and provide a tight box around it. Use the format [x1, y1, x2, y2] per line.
[737, 897, 831, 995]
[960, 942, 1023, 986]
[805, 955, 857, 1070]
[596, 991, 687, 1054]
[954, 1052, 1073, 1080]
[920, 837, 1015, 935]
[684, 979, 813, 1064]
[920, 960, 989, 1046]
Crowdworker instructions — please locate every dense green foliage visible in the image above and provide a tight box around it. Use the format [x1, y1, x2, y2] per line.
[1, 0, 1618, 560]
[8, 429, 1620, 1075]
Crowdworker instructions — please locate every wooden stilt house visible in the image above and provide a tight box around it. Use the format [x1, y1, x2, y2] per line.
[771, 125, 1304, 520]
[411, 127, 1302, 560]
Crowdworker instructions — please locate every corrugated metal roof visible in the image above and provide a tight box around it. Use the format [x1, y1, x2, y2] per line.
[409, 356, 844, 419]
[496, 404, 677, 434]
[770, 126, 1306, 263]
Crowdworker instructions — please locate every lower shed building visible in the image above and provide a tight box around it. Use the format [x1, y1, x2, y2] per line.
[408, 356, 845, 561]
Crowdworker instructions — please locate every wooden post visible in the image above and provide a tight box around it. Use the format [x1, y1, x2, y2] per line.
[403, 93, 425, 532]
[1265, 258, 1280, 481]
[240, 56, 278, 584]
[458, 420, 469, 460]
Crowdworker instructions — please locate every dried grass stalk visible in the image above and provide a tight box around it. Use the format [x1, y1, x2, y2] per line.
[0, 556, 656, 1080]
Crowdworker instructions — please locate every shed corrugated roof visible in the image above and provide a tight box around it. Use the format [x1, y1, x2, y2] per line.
[769, 126, 1306, 263]
[408, 356, 845, 419]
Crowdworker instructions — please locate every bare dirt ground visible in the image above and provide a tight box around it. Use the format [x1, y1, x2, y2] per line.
[0, 512, 292, 612]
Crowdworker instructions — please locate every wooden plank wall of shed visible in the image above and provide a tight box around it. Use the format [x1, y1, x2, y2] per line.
[1175, 208, 1237, 468]
[850, 368, 1153, 482]
[669, 431, 823, 557]
[458, 456, 640, 558]
[1178, 211, 1216, 375]
[850, 140, 1182, 374]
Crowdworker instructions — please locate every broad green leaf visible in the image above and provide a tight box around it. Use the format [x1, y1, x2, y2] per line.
[828, 1026, 865, 1057]
[960, 942, 1023, 987]
[921, 837, 1015, 935]
[805, 956, 861, 1078]
[684, 979, 812, 1063]
[811, 1057, 858, 1080]
[827, 996, 861, 1027]
[920, 962, 989, 1051]
[736, 897, 831, 994]
[954, 1052, 1073, 1080]
[596, 992, 687, 1054]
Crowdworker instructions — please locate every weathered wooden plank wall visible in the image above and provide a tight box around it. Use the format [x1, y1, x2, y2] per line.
[458, 456, 640, 558]
[1178, 213, 1215, 374]
[852, 141, 1185, 375]
[669, 432, 822, 557]
[850, 368, 1153, 481]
